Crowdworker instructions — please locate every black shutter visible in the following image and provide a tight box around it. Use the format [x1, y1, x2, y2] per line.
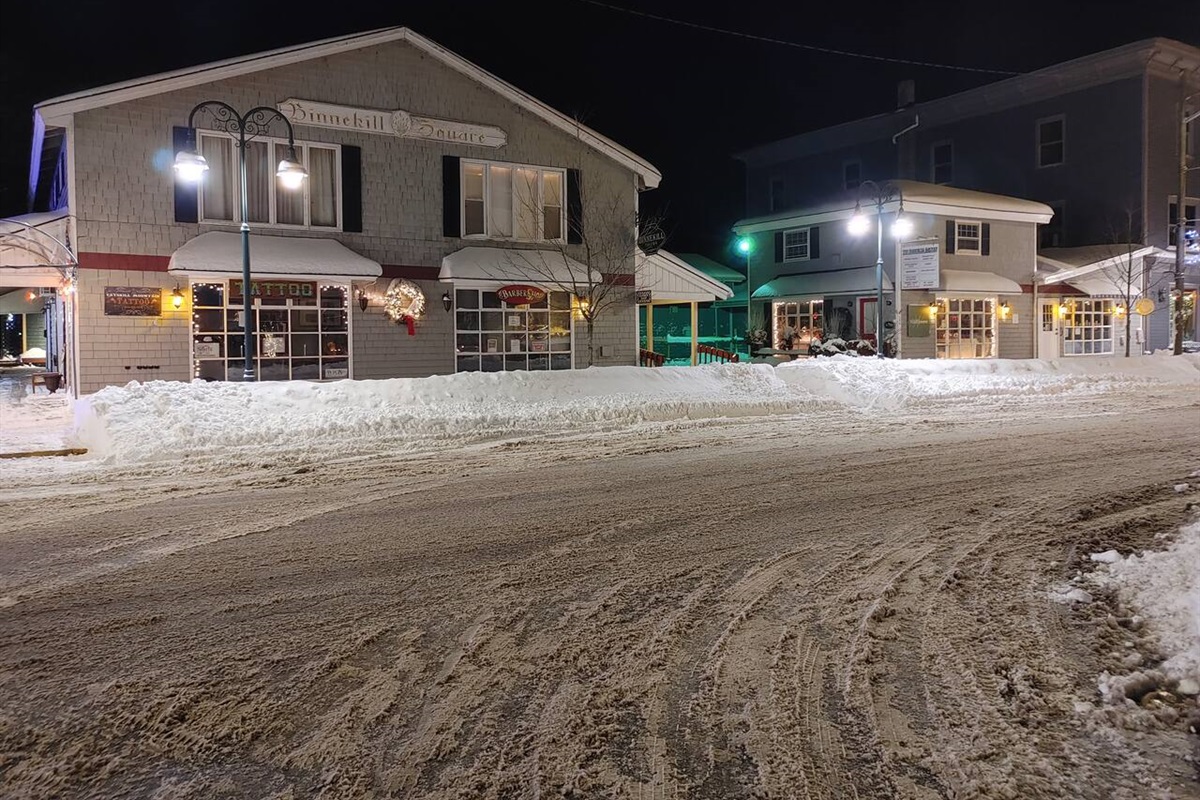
[809, 226, 820, 259]
[567, 169, 583, 244]
[442, 155, 460, 237]
[945, 220, 956, 254]
[774, 231, 784, 262]
[172, 126, 198, 224]
[981, 222, 991, 256]
[340, 145, 362, 233]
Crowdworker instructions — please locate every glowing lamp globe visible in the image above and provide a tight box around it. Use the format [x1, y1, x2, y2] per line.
[173, 150, 209, 182]
[276, 147, 309, 191]
[891, 214, 914, 238]
[737, 238, 752, 255]
[847, 212, 870, 236]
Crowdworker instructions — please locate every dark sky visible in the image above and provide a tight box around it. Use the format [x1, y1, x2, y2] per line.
[1, 0, 1195, 260]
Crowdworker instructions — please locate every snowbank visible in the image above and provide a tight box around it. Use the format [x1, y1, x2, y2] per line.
[1097, 518, 1200, 683]
[73, 355, 1200, 465]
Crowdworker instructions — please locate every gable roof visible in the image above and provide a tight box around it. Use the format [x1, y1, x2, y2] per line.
[734, 180, 1054, 233]
[674, 253, 745, 284]
[34, 27, 661, 190]
[736, 37, 1200, 167]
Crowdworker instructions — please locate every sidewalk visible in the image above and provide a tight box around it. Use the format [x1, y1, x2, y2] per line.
[0, 376, 81, 458]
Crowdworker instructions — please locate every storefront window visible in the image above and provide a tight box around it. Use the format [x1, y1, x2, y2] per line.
[454, 288, 572, 372]
[1062, 299, 1114, 355]
[936, 297, 995, 358]
[192, 280, 350, 381]
[772, 300, 822, 350]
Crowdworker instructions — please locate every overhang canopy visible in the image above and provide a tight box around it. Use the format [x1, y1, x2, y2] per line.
[638, 250, 733, 303]
[940, 269, 1023, 294]
[168, 232, 382, 278]
[753, 266, 891, 300]
[440, 246, 599, 286]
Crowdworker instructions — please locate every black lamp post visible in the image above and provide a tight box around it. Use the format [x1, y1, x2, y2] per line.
[848, 180, 912, 357]
[173, 102, 308, 381]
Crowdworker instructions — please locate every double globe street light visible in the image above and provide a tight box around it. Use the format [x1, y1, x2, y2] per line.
[847, 180, 911, 357]
[173, 102, 309, 381]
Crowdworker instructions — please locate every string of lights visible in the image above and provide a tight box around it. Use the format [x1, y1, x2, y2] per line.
[575, 0, 1022, 77]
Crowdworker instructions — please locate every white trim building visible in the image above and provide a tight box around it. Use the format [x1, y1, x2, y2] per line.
[18, 27, 661, 394]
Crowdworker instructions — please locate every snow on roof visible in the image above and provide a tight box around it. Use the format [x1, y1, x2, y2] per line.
[735, 181, 1053, 232]
[1038, 245, 1160, 270]
[439, 246, 598, 286]
[638, 250, 733, 302]
[753, 266, 892, 299]
[167, 232, 382, 278]
[673, 253, 746, 284]
[34, 28, 661, 190]
[940, 269, 1023, 294]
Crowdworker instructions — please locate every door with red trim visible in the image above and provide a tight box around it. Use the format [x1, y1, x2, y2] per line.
[858, 297, 877, 344]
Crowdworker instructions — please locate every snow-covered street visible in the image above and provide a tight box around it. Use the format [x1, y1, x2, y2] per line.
[1, 359, 1199, 798]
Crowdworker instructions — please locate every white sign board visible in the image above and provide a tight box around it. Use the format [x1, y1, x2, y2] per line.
[900, 239, 941, 291]
[278, 98, 507, 148]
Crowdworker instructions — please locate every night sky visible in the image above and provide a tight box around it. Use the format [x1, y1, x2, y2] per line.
[1, 0, 1195, 260]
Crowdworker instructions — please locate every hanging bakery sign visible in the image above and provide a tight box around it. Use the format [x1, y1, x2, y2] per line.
[278, 99, 507, 148]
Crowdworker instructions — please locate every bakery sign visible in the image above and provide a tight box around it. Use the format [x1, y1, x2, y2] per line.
[104, 286, 162, 316]
[496, 284, 547, 306]
[278, 98, 507, 148]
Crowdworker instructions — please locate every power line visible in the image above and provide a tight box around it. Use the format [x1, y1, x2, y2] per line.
[576, 0, 1021, 77]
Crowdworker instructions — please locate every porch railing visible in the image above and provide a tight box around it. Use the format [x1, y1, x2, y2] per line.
[638, 348, 665, 367]
[697, 344, 740, 364]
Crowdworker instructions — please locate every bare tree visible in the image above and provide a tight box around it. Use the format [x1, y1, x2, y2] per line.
[1099, 209, 1171, 357]
[492, 167, 664, 367]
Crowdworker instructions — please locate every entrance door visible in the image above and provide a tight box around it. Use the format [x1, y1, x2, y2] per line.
[1038, 300, 1059, 359]
[858, 297, 877, 344]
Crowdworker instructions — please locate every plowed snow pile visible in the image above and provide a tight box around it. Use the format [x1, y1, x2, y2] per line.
[73, 354, 1199, 464]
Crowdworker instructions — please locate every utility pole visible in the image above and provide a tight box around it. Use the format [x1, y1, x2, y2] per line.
[1176, 77, 1200, 355]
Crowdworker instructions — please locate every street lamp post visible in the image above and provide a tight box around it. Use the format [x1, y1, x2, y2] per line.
[737, 236, 754, 354]
[173, 102, 308, 381]
[848, 181, 911, 357]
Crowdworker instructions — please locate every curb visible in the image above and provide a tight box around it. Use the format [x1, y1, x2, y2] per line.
[0, 448, 88, 460]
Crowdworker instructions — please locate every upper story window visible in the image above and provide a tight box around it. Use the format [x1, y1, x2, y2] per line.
[1168, 196, 1198, 248]
[1037, 115, 1065, 168]
[769, 177, 785, 213]
[955, 220, 982, 254]
[198, 132, 340, 229]
[843, 161, 862, 191]
[462, 160, 565, 242]
[1040, 202, 1066, 249]
[932, 141, 953, 185]
[783, 228, 811, 261]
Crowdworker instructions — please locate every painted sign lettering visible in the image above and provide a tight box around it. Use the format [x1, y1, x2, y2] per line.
[496, 284, 548, 306]
[278, 99, 507, 148]
[104, 286, 162, 316]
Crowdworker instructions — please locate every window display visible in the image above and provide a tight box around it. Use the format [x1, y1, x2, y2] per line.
[453, 288, 572, 372]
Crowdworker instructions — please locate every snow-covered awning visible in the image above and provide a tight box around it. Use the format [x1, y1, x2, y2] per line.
[167, 232, 382, 278]
[753, 266, 891, 300]
[939, 269, 1022, 294]
[637, 249, 733, 303]
[440, 246, 599, 286]
[1062, 274, 1142, 298]
[0, 211, 74, 274]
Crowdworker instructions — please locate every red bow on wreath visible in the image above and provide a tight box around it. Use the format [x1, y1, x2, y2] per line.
[401, 315, 416, 336]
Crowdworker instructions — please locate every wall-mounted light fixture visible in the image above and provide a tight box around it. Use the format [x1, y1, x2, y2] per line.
[171, 284, 185, 309]
[358, 291, 369, 312]
[1058, 302, 1070, 319]
[998, 301, 1011, 320]
[442, 291, 453, 313]
[928, 300, 939, 317]
[25, 290, 37, 302]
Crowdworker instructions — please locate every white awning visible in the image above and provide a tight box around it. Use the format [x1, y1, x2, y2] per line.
[440, 246, 599, 285]
[753, 266, 891, 299]
[940, 269, 1022, 294]
[1066, 274, 1141, 298]
[168, 232, 382, 278]
[638, 249, 732, 303]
